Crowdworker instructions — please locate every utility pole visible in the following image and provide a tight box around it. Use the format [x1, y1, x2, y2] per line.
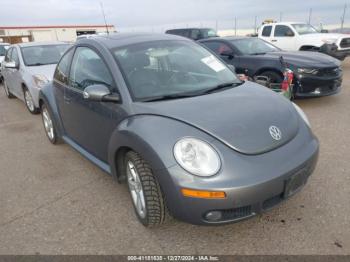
[341, 4, 347, 32]
[234, 17, 237, 36]
[100, 1, 109, 34]
[254, 16, 257, 34]
[308, 8, 312, 24]
[279, 12, 283, 22]
[215, 20, 218, 31]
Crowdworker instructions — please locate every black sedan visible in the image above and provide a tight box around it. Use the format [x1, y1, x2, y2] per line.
[200, 37, 343, 97]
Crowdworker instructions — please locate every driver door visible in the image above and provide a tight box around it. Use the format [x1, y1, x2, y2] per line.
[270, 25, 296, 51]
[61, 46, 119, 162]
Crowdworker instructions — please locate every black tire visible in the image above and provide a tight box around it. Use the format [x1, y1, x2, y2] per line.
[41, 103, 61, 144]
[124, 151, 167, 227]
[3, 80, 15, 99]
[259, 71, 283, 84]
[23, 87, 40, 114]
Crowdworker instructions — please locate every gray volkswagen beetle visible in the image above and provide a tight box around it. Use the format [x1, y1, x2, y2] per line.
[39, 33, 319, 226]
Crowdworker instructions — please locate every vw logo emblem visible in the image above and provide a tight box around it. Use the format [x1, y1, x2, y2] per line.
[269, 126, 282, 141]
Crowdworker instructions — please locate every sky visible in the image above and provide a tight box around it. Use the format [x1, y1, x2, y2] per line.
[0, 0, 348, 32]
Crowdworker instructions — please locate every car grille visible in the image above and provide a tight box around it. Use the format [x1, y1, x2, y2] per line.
[221, 205, 252, 221]
[317, 67, 341, 77]
[340, 38, 350, 48]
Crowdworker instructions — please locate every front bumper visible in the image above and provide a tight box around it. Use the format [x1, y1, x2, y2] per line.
[158, 121, 319, 225]
[320, 43, 350, 60]
[293, 72, 342, 98]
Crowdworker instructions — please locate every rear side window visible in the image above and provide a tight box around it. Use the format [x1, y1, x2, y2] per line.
[68, 47, 113, 91]
[54, 48, 75, 85]
[274, 25, 294, 37]
[262, 26, 272, 37]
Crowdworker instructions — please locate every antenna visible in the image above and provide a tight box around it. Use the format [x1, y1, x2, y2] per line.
[340, 4, 347, 32]
[100, 1, 109, 35]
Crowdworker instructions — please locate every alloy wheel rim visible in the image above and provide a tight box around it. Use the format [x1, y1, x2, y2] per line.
[25, 90, 35, 112]
[127, 160, 146, 218]
[42, 108, 54, 140]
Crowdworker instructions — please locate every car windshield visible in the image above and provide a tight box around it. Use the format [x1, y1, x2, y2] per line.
[0, 45, 9, 56]
[21, 44, 70, 66]
[201, 29, 218, 38]
[113, 40, 240, 101]
[292, 24, 318, 35]
[231, 38, 279, 55]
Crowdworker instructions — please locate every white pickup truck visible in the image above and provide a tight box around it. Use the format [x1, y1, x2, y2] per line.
[258, 22, 350, 60]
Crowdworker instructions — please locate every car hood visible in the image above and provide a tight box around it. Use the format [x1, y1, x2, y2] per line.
[299, 33, 345, 40]
[25, 64, 57, 80]
[133, 82, 299, 155]
[259, 51, 340, 68]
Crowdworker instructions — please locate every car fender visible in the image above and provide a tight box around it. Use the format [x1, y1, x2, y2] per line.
[107, 114, 215, 184]
[38, 84, 64, 139]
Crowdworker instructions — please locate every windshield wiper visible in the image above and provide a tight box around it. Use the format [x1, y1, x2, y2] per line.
[27, 63, 49, 66]
[142, 93, 199, 102]
[250, 52, 266, 55]
[200, 82, 242, 95]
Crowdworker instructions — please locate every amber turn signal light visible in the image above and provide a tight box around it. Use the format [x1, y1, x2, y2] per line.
[181, 188, 226, 199]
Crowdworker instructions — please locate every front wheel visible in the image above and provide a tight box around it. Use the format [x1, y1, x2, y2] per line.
[125, 151, 167, 227]
[258, 71, 283, 84]
[24, 88, 39, 114]
[41, 103, 59, 144]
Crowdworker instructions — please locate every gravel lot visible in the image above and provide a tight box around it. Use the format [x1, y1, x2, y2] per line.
[0, 59, 349, 255]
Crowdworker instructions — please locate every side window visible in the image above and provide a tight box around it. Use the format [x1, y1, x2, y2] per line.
[191, 29, 200, 40]
[262, 26, 272, 37]
[203, 42, 233, 55]
[11, 48, 20, 65]
[4, 48, 12, 62]
[69, 47, 113, 91]
[274, 25, 294, 37]
[54, 48, 75, 85]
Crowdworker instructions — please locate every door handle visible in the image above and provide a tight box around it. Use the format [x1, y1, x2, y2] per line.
[271, 39, 277, 42]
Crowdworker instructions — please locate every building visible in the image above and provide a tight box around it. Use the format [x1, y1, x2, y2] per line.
[0, 25, 116, 43]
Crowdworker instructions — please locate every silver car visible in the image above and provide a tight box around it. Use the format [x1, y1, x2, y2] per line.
[1, 42, 70, 114]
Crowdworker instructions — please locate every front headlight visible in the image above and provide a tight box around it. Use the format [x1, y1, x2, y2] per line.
[174, 137, 221, 177]
[322, 38, 338, 44]
[297, 68, 318, 75]
[293, 103, 311, 127]
[33, 74, 49, 88]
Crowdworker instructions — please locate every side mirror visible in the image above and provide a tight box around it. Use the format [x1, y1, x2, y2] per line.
[5, 61, 18, 69]
[285, 31, 294, 37]
[220, 51, 234, 59]
[83, 84, 120, 103]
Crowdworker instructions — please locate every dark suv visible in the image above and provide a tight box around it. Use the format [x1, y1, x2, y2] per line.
[165, 28, 218, 41]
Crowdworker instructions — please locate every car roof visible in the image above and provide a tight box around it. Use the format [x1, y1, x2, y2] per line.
[16, 41, 70, 47]
[199, 36, 250, 42]
[166, 28, 214, 31]
[78, 33, 192, 49]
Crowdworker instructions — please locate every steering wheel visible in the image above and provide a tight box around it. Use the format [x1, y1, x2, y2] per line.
[167, 71, 199, 86]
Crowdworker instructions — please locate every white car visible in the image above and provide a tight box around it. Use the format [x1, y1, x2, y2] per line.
[259, 22, 350, 60]
[0, 42, 10, 81]
[2, 42, 70, 114]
